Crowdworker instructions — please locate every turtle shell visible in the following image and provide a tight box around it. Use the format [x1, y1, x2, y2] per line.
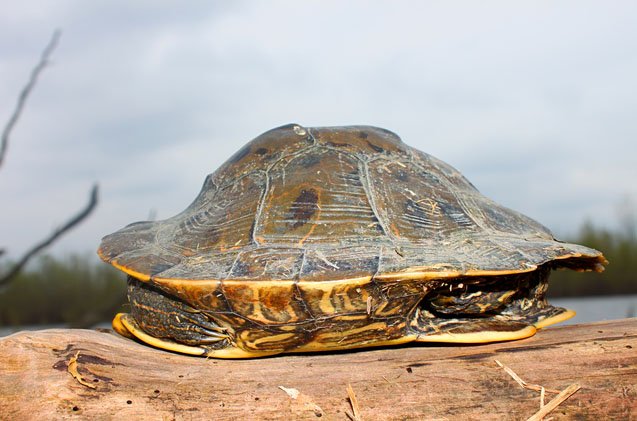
[99, 124, 606, 357]
[99, 124, 604, 283]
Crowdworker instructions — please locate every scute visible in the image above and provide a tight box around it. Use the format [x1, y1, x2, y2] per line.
[98, 124, 605, 284]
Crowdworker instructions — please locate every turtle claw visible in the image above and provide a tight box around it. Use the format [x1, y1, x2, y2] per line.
[189, 325, 230, 342]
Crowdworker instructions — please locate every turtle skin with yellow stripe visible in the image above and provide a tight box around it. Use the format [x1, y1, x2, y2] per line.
[98, 124, 606, 358]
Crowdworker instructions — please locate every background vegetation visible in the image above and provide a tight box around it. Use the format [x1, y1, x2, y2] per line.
[0, 254, 126, 328]
[549, 218, 636, 297]
[0, 219, 635, 328]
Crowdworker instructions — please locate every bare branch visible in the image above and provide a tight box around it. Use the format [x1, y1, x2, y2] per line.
[0, 184, 99, 287]
[0, 29, 61, 170]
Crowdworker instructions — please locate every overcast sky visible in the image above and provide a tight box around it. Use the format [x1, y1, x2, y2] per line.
[1, 1, 636, 260]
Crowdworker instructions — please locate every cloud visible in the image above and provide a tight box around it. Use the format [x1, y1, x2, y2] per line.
[1, 1, 636, 258]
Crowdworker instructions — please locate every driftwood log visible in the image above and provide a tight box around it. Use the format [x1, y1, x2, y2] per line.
[1, 318, 635, 420]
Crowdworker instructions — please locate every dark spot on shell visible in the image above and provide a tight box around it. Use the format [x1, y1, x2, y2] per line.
[288, 189, 319, 229]
[228, 144, 251, 163]
[255, 147, 268, 155]
[406, 367, 413, 373]
[358, 131, 368, 139]
[297, 154, 321, 168]
[126, 400, 133, 405]
[367, 140, 384, 153]
[72, 406, 79, 412]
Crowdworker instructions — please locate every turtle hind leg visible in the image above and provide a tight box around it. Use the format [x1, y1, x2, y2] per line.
[117, 277, 227, 356]
[126, 276, 230, 344]
[118, 277, 280, 358]
[113, 312, 211, 356]
[114, 313, 279, 358]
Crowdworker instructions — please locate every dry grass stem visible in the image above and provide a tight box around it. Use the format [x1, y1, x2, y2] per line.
[495, 360, 561, 394]
[278, 385, 324, 417]
[347, 383, 361, 421]
[527, 384, 581, 421]
[495, 360, 581, 420]
[278, 385, 300, 399]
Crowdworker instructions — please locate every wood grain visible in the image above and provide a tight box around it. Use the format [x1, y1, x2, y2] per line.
[1, 318, 635, 420]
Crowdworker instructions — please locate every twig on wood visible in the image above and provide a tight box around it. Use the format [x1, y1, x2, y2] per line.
[67, 351, 96, 389]
[0, 30, 61, 170]
[0, 184, 99, 287]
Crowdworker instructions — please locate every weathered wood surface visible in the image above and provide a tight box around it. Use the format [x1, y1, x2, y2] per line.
[1, 319, 635, 420]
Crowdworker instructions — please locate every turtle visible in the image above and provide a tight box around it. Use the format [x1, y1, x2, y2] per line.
[98, 124, 606, 358]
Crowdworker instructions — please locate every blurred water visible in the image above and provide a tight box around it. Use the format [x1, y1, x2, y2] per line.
[550, 294, 637, 325]
[1, 295, 635, 337]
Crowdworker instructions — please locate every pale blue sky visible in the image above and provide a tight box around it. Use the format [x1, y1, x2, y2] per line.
[1, 1, 636, 258]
